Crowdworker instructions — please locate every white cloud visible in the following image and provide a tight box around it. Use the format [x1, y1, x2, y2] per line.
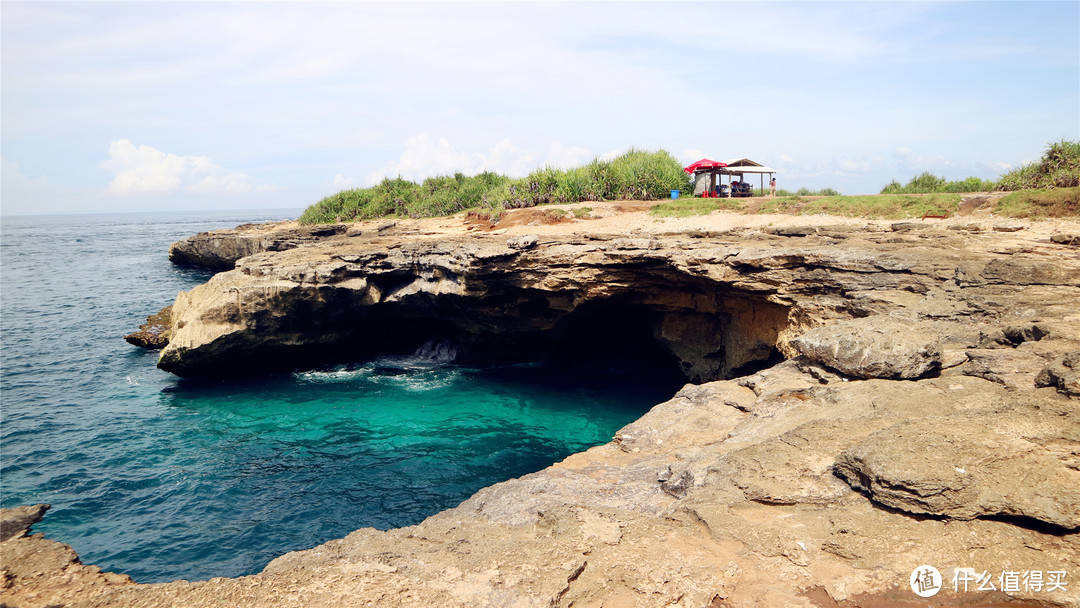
[543, 143, 593, 170]
[680, 149, 708, 164]
[333, 174, 356, 189]
[365, 135, 553, 186]
[1, 156, 50, 192]
[479, 139, 535, 177]
[364, 134, 480, 186]
[100, 140, 279, 196]
[2, 156, 54, 214]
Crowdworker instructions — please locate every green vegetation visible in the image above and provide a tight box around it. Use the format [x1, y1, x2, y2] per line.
[299, 149, 691, 224]
[994, 187, 1080, 218]
[997, 139, 1080, 191]
[759, 194, 960, 219]
[651, 193, 960, 219]
[774, 187, 841, 197]
[300, 139, 1080, 225]
[880, 173, 998, 194]
[651, 197, 740, 217]
[882, 139, 1080, 194]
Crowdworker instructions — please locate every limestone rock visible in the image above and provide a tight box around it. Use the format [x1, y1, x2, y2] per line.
[992, 223, 1024, 232]
[960, 348, 1048, 390]
[1, 504, 134, 607]
[1051, 232, 1080, 245]
[949, 222, 983, 232]
[507, 233, 538, 250]
[0, 504, 49, 542]
[789, 316, 943, 379]
[763, 225, 820, 237]
[834, 415, 1080, 530]
[66, 208, 1080, 607]
[1036, 350, 1080, 396]
[168, 222, 346, 271]
[982, 256, 1080, 285]
[610, 237, 661, 250]
[123, 305, 172, 349]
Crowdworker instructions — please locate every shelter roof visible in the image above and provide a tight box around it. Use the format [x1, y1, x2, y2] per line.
[686, 157, 776, 174]
[683, 158, 727, 174]
[719, 158, 776, 173]
[721, 165, 777, 174]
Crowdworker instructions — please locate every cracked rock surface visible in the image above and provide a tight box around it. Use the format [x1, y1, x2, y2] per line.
[9, 204, 1080, 607]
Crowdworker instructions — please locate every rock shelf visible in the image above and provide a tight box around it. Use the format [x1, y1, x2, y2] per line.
[6, 203, 1079, 607]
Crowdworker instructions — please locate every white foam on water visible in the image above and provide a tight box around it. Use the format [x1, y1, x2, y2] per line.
[293, 366, 374, 384]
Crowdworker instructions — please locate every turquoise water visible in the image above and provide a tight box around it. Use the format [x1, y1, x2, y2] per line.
[0, 211, 677, 583]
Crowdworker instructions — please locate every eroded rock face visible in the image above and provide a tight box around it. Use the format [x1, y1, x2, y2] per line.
[152, 217, 1080, 386]
[1036, 350, 1080, 396]
[22, 211, 1079, 607]
[835, 413, 1080, 530]
[123, 305, 173, 349]
[0, 504, 134, 607]
[168, 222, 347, 270]
[158, 235, 801, 382]
[789, 316, 943, 379]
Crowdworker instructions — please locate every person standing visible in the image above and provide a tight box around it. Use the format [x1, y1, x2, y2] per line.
[769, 177, 777, 197]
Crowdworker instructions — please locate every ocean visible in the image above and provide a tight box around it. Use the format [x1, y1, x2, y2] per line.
[0, 210, 679, 583]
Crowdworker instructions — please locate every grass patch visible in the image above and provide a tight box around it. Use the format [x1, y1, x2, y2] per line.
[299, 149, 692, 225]
[880, 139, 1080, 194]
[670, 193, 961, 219]
[775, 187, 841, 197]
[880, 173, 998, 194]
[650, 193, 960, 219]
[571, 206, 593, 219]
[994, 187, 1080, 218]
[783, 194, 960, 219]
[651, 198, 741, 217]
[998, 139, 1080, 191]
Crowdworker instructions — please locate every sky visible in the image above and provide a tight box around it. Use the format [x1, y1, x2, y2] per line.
[1, 1, 1078, 215]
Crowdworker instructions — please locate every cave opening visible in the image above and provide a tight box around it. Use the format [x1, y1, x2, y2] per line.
[537, 298, 689, 391]
[186, 282, 791, 391]
[359, 289, 792, 394]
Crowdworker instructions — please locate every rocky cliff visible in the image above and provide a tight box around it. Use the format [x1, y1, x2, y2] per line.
[8, 205, 1080, 607]
[168, 220, 348, 270]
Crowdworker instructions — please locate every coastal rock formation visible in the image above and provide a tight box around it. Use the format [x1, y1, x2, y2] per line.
[1037, 350, 1080, 396]
[168, 221, 347, 270]
[158, 231, 808, 382]
[123, 305, 173, 349]
[17, 207, 1079, 607]
[0, 504, 134, 606]
[835, 412, 1080, 529]
[789, 316, 943, 379]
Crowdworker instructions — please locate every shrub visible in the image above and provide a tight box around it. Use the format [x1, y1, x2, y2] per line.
[882, 139, 1080, 194]
[299, 149, 692, 224]
[994, 187, 1080, 217]
[998, 139, 1080, 191]
[879, 172, 994, 194]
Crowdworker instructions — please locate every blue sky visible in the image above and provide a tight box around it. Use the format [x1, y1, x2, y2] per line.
[2, 1, 1077, 215]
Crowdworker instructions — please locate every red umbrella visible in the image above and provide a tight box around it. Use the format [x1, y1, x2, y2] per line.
[683, 158, 727, 174]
